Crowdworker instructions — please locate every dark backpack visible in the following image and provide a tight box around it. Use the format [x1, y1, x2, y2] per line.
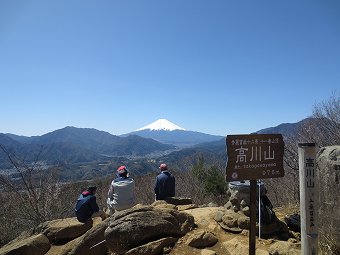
[284, 213, 300, 232]
[257, 195, 276, 224]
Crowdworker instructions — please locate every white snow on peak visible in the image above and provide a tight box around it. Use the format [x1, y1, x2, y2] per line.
[136, 119, 185, 131]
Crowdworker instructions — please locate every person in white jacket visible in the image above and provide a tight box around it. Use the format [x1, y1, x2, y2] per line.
[107, 166, 135, 215]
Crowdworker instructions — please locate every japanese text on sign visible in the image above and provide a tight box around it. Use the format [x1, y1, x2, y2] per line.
[305, 157, 316, 228]
[226, 134, 284, 181]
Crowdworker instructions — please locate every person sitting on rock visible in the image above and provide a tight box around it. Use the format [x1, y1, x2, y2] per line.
[154, 163, 176, 200]
[107, 166, 135, 215]
[75, 186, 106, 223]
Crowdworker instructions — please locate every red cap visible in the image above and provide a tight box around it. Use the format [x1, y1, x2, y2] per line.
[159, 163, 167, 170]
[117, 166, 128, 174]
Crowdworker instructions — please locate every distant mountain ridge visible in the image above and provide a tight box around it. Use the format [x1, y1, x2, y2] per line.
[255, 118, 310, 137]
[154, 119, 307, 169]
[124, 129, 223, 147]
[0, 126, 175, 167]
[123, 119, 223, 147]
[1, 118, 307, 171]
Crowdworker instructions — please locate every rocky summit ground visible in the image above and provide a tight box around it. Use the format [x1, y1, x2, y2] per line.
[169, 206, 300, 255]
[0, 201, 302, 255]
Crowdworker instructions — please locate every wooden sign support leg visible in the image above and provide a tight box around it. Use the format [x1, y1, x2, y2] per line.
[249, 180, 256, 255]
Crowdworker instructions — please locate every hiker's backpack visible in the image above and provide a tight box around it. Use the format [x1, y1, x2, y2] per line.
[257, 195, 276, 224]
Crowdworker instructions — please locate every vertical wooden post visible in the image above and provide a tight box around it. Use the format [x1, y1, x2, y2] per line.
[249, 180, 256, 255]
[258, 180, 261, 240]
[298, 143, 318, 255]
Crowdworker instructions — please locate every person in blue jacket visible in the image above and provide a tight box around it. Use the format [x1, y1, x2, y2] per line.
[154, 163, 175, 200]
[75, 186, 106, 222]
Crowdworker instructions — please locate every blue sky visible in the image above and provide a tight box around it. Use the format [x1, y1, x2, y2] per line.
[0, 0, 339, 136]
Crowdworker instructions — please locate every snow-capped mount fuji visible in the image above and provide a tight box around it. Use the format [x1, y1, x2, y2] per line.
[122, 119, 223, 148]
[136, 119, 185, 132]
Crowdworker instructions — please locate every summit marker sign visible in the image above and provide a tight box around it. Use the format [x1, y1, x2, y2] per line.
[226, 134, 284, 181]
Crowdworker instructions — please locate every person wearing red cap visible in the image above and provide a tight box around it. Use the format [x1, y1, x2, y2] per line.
[154, 163, 175, 200]
[107, 166, 135, 215]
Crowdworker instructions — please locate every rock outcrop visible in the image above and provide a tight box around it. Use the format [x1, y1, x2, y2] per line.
[223, 237, 269, 255]
[0, 234, 50, 255]
[68, 219, 109, 255]
[317, 145, 340, 253]
[125, 237, 178, 255]
[185, 230, 218, 248]
[104, 204, 195, 254]
[38, 217, 94, 244]
[0, 197, 301, 255]
[268, 240, 300, 255]
[215, 181, 289, 240]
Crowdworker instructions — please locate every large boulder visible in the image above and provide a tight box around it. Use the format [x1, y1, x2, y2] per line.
[0, 234, 50, 255]
[45, 236, 82, 255]
[268, 240, 300, 255]
[104, 205, 195, 254]
[185, 207, 221, 231]
[126, 237, 178, 255]
[151, 199, 198, 211]
[222, 237, 268, 255]
[221, 181, 284, 236]
[67, 218, 110, 255]
[185, 230, 218, 248]
[45, 216, 108, 255]
[38, 217, 93, 244]
[317, 146, 340, 253]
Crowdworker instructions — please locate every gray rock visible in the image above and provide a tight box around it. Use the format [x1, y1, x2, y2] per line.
[207, 202, 218, 207]
[238, 216, 250, 230]
[268, 240, 300, 255]
[229, 189, 250, 206]
[317, 146, 340, 252]
[126, 237, 178, 255]
[214, 210, 224, 222]
[224, 201, 232, 210]
[218, 211, 242, 233]
[242, 206, 250, 217]
[240, 199, 247, 208]
[186, 231, 218, 248]
[68, 219, 109, 255]
[223, 237, 268, 255]
[39, 217, 93, 244]
[0, 234, 51, 255]
[104, 205, 195, 254]
[222, 215, 238, 228]
[241, 229, 249, 236]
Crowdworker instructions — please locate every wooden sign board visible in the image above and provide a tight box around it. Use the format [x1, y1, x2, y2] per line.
[226, 134, 284, 181]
